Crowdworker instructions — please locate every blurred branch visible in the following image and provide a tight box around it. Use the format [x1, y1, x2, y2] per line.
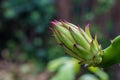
[112, 0, 120, 35]
[55, 0, 73, 21]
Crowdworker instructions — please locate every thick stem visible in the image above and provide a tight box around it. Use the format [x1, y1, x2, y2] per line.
[98, 36, 120, 67]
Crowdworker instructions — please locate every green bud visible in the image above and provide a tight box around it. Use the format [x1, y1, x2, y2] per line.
[51, 20, 103, 66]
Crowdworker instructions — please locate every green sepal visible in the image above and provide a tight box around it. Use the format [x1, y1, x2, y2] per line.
[73, 44, 92, 60]
[69, 27, 90, 50]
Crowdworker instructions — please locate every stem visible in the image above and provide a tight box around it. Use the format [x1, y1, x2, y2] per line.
[98, 35, 120, 67]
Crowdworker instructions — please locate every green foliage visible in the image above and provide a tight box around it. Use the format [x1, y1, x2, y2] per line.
[47, 57, 80, 80]
[79, 74, 99, 80]
[47, 57, 109, 80]
[88, 66, 109, 80]
[50, 63, 76, 80]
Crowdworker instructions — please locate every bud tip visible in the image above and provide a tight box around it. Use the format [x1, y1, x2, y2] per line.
[51, 21, 56, 26]
[49, 27, 53, 32]
[85, 24, 90, 29]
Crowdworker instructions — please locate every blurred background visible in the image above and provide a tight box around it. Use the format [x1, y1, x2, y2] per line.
[0, 0, 120, 80]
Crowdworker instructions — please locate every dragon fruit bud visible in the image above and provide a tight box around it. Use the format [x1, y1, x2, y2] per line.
[50, 20, 103, 66]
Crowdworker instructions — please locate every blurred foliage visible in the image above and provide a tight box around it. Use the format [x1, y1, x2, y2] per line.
[47, 57, 81, 80]
[73, 0, 115, 22]
[0, 62, 40, 80]
[0, 0, 65, 70]
[79, 74, 99, 80]
[47, 57, 109, 80]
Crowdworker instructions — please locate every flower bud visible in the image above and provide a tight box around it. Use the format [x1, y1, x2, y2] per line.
[50, 20, 103, 66]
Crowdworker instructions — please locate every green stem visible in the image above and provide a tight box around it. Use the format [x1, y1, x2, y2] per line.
[99, 35, 120, 67]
